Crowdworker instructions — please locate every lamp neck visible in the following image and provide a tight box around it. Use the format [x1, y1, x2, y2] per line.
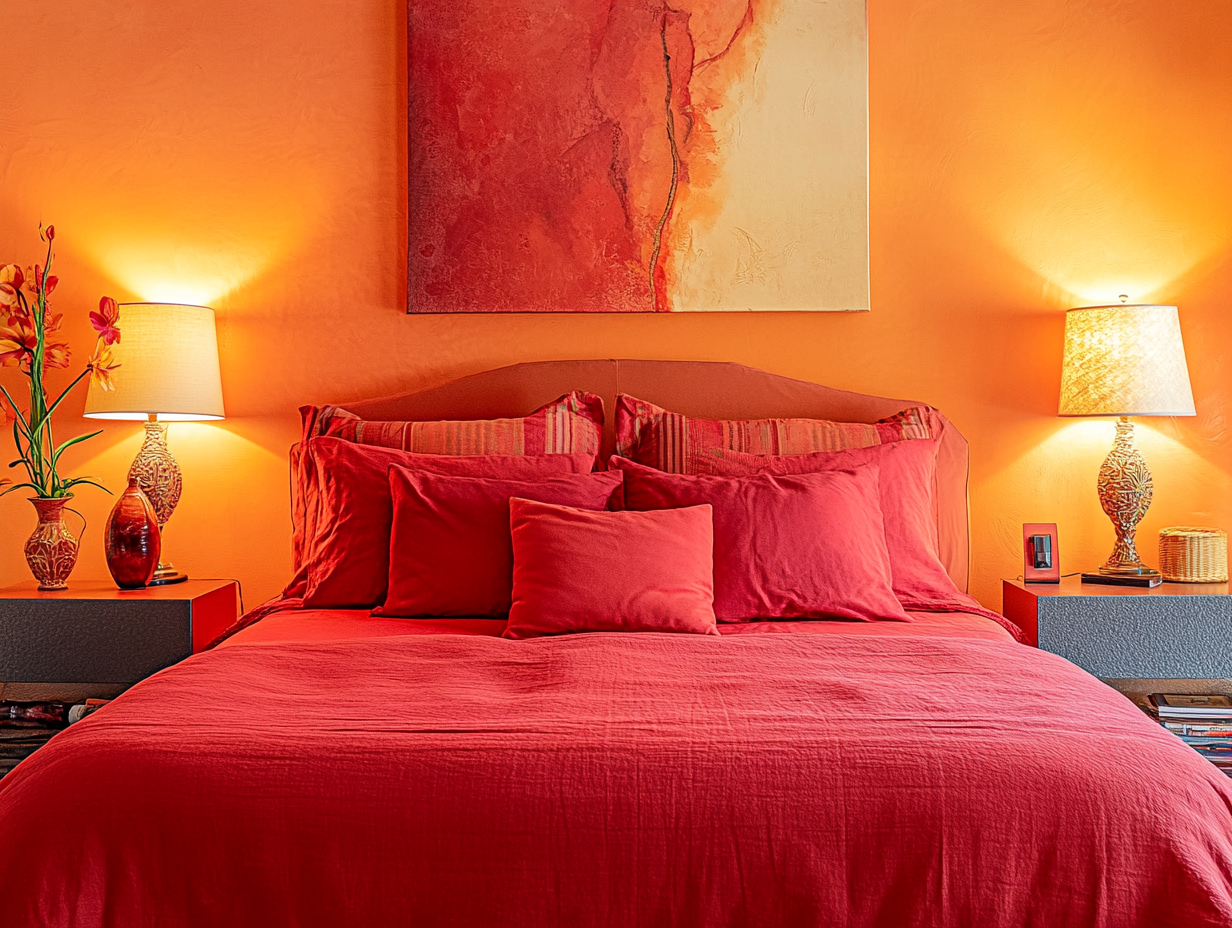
[141, 417, 169, 451]
[1113, 415, 1134, 452]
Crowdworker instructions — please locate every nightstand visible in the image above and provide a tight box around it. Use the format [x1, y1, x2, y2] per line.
[1002, 576, 1232, 679]
[0, 579, 238, 698]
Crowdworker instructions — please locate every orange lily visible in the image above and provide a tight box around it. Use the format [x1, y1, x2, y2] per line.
[0, 265, 23, 307]
[86, 342, 120, 391]
[0, 316, 36, 368]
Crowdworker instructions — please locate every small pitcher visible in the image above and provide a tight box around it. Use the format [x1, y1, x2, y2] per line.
[24, 496, 82, 591]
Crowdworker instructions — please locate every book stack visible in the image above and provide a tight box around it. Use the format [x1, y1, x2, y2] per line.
[1151, 693, 1232, 777]
[0, 702, 69, 780]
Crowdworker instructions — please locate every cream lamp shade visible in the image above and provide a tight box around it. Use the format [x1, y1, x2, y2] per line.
[1058, 303, 1195, 417]
[84, 303, 225, 421]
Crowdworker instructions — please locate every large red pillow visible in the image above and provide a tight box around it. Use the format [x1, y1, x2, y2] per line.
[504, 499, 718, 639]
[615, 461, 911, 624]
[376, 469, 624, 618]
[301, 390, 604, 457]
[614, 393, 934, 473]
[296, 437, 595, 608]
[662, 440, 975, 611]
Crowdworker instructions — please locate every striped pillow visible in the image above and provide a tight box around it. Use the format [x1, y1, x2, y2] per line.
[614, 394, 935, 475]
[301, 391, 604, 459]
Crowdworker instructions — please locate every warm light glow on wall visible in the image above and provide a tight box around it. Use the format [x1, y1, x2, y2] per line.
[988, 173, 1222, 306]
[951, 12, 1232, 307]
[86, 237, 270, 306]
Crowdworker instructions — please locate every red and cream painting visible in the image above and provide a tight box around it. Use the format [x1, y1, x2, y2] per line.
[407, 0, 868, 313]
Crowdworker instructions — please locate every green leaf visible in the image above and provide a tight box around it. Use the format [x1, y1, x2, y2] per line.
[0, 482, 44, 498]
[9, 420, 39, 488]
[58, 476, 111, 495]
[41, 369, 89, 423]
[49, 429, 103, 472]
[0, 382, 32, 439]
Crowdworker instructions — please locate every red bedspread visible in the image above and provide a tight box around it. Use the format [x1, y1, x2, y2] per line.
[1, 627, 1230, 927]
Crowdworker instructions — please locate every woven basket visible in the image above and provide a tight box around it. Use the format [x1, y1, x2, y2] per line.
[1158, 527, 1228, 583]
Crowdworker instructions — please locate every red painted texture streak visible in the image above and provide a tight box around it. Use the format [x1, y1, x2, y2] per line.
[408, 0, 759, 313]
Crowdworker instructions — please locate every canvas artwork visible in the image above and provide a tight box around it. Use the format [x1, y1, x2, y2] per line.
[407, 0, 868, 313]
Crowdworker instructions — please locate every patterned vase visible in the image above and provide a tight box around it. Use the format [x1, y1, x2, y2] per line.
[24, 496, 80, 591]
[104, 477, 162, 589]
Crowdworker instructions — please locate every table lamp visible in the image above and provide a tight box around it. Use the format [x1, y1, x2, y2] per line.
[1058, 300, 1195, 585]
[84, 303, 224, 585]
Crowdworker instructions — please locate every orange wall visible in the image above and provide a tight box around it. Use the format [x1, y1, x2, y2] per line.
[2, 0, 1230, 611]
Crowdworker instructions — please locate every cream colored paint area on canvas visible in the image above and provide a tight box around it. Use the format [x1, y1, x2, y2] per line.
[669, 0, 869, 312]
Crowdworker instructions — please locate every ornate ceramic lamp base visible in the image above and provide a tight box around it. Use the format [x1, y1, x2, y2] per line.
[1081, 416, 1163, 588]
[130, 416, 188, 587]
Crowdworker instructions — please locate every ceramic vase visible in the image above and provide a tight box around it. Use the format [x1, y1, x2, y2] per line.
[104, 477, 162, 589]
[24, 496, 80, 591]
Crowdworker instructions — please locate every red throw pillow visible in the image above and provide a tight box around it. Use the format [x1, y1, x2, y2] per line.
[301, 390, 604, 457]
[377, 469, 624, 618]
[615, 461, 911, 623]
[661, 439, 974, 611]
[503, 499, 718, 639]
[614, 393, 935, 473]
[296, 437, 595, 608]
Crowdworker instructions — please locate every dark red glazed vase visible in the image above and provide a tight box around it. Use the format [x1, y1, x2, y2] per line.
[105, 477, 162, 589]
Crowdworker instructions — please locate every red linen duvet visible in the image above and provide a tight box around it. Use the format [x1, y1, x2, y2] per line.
[1, 618, 1230, 927]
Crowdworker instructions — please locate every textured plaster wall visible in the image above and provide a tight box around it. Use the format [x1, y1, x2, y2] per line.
[1, 0, 1230, 611]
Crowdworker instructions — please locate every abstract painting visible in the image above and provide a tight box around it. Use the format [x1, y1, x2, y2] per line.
[407, 0, 868, 313]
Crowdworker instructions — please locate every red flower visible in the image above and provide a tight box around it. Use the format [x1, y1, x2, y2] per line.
[0, 265, 23, 308]
[0, 312, 70, 371]
[25, 264, 56, 296]
[41, 225, 54, 242]
[0, 315, 36, 369]
[90, 297, 121, 345]
[42, 313, 70, 369]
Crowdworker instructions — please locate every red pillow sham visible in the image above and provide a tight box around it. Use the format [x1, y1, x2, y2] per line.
[614, 460, 911, 624]
[664, 440, 974, 611]
[614, 393, 935, 474]
[295, 437, 595, 608]
[301, 390, 604, 457]
[376, 469, 624, 618]
[504, 499, 718, 639]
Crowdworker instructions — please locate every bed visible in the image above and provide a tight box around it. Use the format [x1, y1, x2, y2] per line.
[1, 360, 1230, 928]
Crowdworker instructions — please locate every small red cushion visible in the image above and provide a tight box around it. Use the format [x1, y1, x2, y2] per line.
[504, 499, 718, 639]
[666, 439, 975, 611]
[297, 437, 595, 608]
[615, 461, 911, 624]
[377, 469, 624, 618]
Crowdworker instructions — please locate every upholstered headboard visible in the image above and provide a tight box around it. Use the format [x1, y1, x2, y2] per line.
[342, 360, 971, 592]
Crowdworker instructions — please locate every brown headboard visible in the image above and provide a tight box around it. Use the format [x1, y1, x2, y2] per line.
[343, 360, 971, 592]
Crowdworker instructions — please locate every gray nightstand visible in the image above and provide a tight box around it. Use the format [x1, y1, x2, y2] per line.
[1002, 576, 1232, 684]
[0, 580, 238, 702]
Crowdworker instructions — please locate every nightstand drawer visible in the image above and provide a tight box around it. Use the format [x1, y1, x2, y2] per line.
[1004, 577, 1232, 678]
[0, 581, 237, 684]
